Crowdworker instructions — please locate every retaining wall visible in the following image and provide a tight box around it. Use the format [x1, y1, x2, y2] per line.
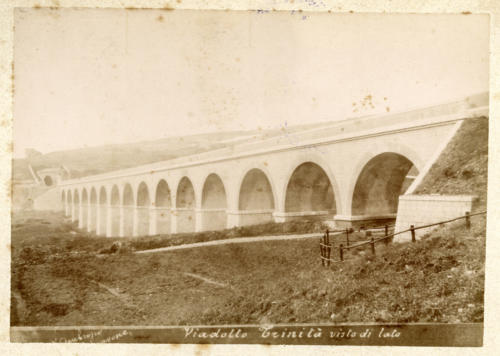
[394, 194, 475, 242]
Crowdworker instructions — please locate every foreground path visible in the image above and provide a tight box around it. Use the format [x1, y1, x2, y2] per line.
[135, 231, 344, 255]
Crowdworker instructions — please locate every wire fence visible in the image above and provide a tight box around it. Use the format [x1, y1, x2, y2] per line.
[320, 210, 486, 266]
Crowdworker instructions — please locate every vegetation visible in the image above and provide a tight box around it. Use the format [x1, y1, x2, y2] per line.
[414, 116, 488, 209]
[11, 211, 484, 326]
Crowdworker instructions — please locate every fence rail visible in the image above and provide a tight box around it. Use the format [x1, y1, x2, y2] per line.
[319, 210, 486, 265]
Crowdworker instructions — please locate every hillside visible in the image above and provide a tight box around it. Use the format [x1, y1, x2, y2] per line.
[13, 121, 335, 181]
[414, 116, 488, 210]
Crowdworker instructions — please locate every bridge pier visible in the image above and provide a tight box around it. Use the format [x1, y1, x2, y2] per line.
[78, 203, 84, 229]
[149, 208, 157, 236]
[155, 207, 171, 235]
[196, 208, 227, 232]
[106, 205, 113, 237]
[226, 209, 274, 227]
[172, 208, 195, 233]
[96, 203, 102, 235]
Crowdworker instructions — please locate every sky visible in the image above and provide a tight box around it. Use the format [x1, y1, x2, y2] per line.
[13, 8, 489, 158]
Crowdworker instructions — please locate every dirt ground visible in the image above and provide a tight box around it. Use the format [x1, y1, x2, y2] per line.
[11, 210, 485, 326]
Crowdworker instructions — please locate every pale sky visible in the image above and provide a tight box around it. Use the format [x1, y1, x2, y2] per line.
[13, 8, 489, 158]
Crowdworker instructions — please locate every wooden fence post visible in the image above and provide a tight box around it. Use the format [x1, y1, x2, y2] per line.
[346, 228, 350, 247]
[371, 237, 375, 255]
[410, 225, 416, 242]
[384, 224, 389, 245]
[320, 236, 324, 266]
[326, 228, 330, 245]
[465, 212, 471, 230]
[327, 244, 331, 267]
[339, 244, 344, 262]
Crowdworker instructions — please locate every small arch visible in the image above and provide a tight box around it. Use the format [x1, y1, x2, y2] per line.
[351, 152, 418, 217]
[109, 185, 120, 237]
[201, 173, 227, 231]
[176, 177, 196, 233]
[136, 182, 151, 236]
[238, 168, 275, 226]
[81, 188, 88, 229]
[155, 179, 171, 234]
[98, 186, 107, 236]
[89, 187, 98, 232]
[122, 183, 134, 237]
[73, 189, 80, 223]
[44, 176, 53, 186]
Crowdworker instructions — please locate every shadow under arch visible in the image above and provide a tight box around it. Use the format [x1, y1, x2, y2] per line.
[109, 185, 120, 237]
[237, 167, 276, 226]
[283, 161, 337, 220]
[351, 152, 419, 219]
[98, 186, 107, 236]
[201, 173, 228, 231]
[175, 176, 196, 233]
[122, 183, 134, 237]
[154, 179, 172, 235]
[136, 181, 151, 236]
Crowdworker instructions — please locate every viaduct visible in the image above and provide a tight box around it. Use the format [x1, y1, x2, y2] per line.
[56, 93, 488, 238]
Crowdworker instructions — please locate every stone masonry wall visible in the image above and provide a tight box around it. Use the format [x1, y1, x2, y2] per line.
[394, 195, 474, 242]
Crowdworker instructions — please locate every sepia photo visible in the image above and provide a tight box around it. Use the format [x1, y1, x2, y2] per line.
[6, 2, 493, 349]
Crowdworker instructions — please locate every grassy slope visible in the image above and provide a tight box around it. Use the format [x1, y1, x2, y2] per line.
[11, 212, 484, 326]
[414, 116, 488, 209]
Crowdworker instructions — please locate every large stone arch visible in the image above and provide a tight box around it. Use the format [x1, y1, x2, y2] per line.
[136, 181, 151, 236]
[351, 152, 419, 219]
[282, 161, 337, 221]
[279, 153, 342, 215]
[109, 184, 120, 237]
[341, 143, 425, 219]
[89, 187, 98, 232]
[122, 183, 134, 237]
[175, 176, 196, 233]
[98, 186, 107, 236]
[154, 178, 172, 235]
[237, 167, 276, 226]
[201, 173, 228, 231]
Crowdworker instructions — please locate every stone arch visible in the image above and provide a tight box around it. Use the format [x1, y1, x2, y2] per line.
[109, 185, 120, 237]
[98, 186, 107, 236]
[44, 175, 53, 186]
[61, 190, 66, 212]
[66, 190, 72, 217]
[351, 152, 419, 217]
[201, 173, 227, 231]
[238, 168, 275, 226]
[136, 181, 151, 236]
[81, 188, 88, 229]
[280, 153, 342, 214]
[154, 179, 172, 234]
[176, 176, 196, 233]
[283, 162, 337, 220]
[122, 183, 134, 237]
[73, 189, 80, 223]
[89, 187, 98, 232]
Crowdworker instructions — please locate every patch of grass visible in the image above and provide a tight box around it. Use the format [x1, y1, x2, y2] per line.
[414, 116, 488, 210]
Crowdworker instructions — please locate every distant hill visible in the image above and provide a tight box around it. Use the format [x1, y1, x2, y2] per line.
[13, 121, 335, 181]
